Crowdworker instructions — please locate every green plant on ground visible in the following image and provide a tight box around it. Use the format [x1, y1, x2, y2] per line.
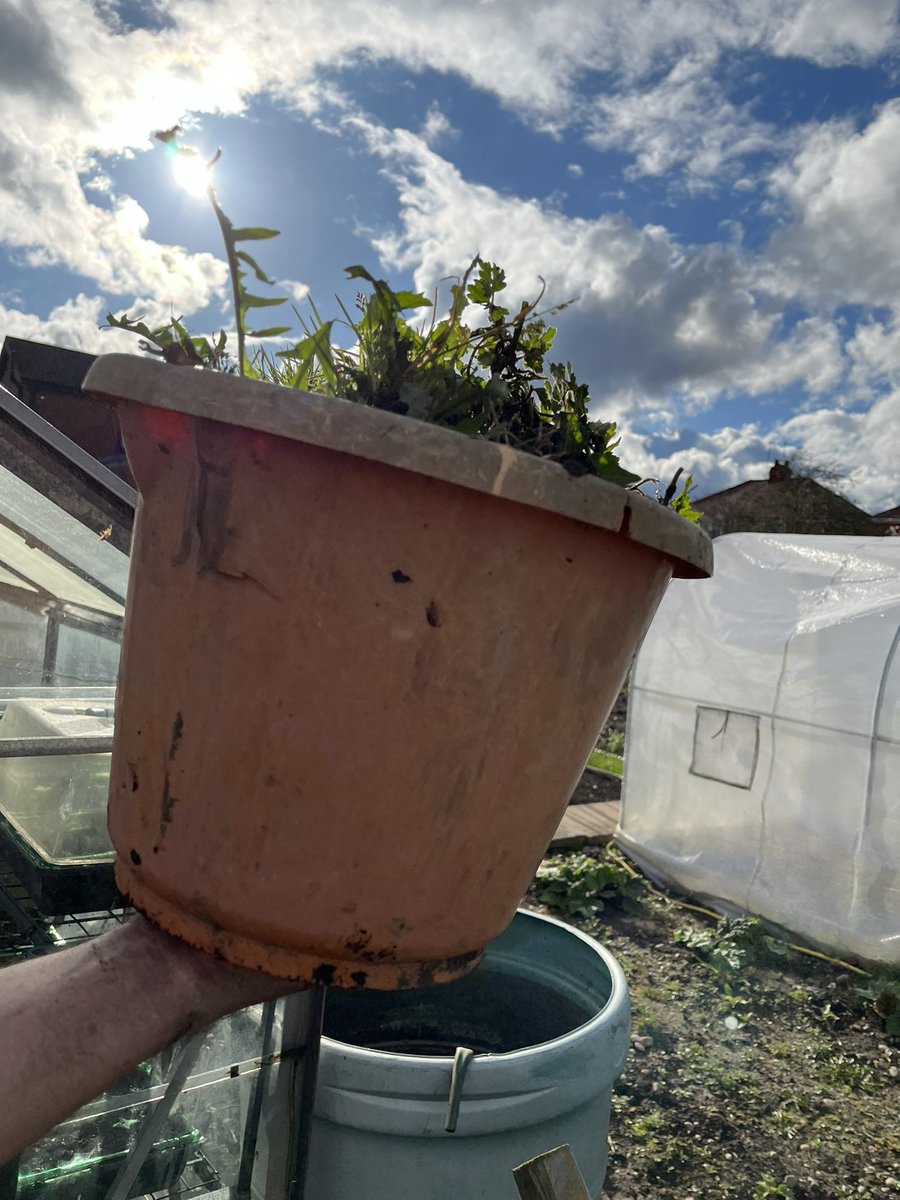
[545, 847, 897, 1200]
[853, 971, 900, 1037]
[589, 726, 625, 774]
[766, 1039, 792, 1059]
[599, 729, 626, 756]
[630, 1006, 667, 1043]
[106, 131, 700, 516]
[630, 1109, 666, 1140]
[817, 1052, 876, 1093]
[677, 1040, 752, 1092]
[765, 1106, 804, 1139]
[752, 1176, 796, 1199]
[533, 852, 643, 918]
[719, 980, 748, 1009]
[587, 748, 624, 776]
[674, 916, 791, 975]
[718, 978, 754, 1029]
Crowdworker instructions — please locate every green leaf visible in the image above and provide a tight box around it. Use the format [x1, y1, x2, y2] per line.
[105, 312, 159, 341]
[247, 326, 292, 338]
[277, 321, 337, 391]
[344, 264, 379, 285]
[671, 473, 702, 522]
[590, 453, 643, 488]
[240, 293, 287, 310]
[170, 316, 193, 344]
[467, 261, 506, 305]
[231, 226, 280, 240]
[236, 249, 276, 285]
[392, 290, 432, 311]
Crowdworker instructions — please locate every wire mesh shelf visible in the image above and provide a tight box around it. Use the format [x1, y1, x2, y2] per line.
[0, 852, 127, 959]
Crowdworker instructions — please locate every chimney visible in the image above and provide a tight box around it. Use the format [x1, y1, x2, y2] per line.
[769, 460, 792, 484]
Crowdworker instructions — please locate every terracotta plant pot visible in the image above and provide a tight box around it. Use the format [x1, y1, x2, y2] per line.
[84, 354, 712, 988]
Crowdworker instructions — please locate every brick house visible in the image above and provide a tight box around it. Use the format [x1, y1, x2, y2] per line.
[872, 506, 900, 536]
[696, 462, 884, 538]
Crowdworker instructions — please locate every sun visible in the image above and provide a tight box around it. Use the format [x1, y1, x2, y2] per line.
[171, 150, 211, 199]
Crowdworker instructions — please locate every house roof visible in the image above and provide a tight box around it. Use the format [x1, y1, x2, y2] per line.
[0, 336, 96, 395]
[695, 479, 761, 504]
[696, 473, 877, 536]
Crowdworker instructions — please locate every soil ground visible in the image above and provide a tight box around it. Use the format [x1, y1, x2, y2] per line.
[527, 850, 900, 1200]
[569, 768, 621, 806]
[602, 689, 629, 744]
[568, 683, 628, 805]
[555, 683, 898, 1199]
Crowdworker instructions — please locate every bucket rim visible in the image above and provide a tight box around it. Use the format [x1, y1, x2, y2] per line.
[319, 908, 629, 1069]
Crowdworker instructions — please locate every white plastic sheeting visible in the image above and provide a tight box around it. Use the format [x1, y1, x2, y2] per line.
[618, 534, 900, 964]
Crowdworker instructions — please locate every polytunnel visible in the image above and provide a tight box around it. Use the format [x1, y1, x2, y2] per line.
[618, 533, 900, 964]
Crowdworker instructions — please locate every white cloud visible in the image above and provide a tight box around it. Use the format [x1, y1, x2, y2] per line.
[0, 13, 230, 307]
[0, 1, 80, 105]
[847, 315, 900, 391]
[0, 293, 142, 354]
[351, 119, 851, 408]
[0, 0, 896, 322]
[0, 290, 256, 364]
[616, 422, 782, 500]
[618, 390, 900, 513]
[723, 315, 846, 400]
[420, 103, 458, 147]
[769, 0, 900, 65]
[0, 0, 256, 310]
[765, 102, 900, 307]
[586, 55, 780, 184]
[777, 390, 900, 512]
[278, 279, 311, 305]
[4, 0, 896, 245]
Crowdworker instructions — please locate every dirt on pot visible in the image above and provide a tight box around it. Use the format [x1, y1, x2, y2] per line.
[527, 848, 900, 1200]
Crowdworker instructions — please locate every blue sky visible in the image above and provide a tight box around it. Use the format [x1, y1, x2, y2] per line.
[1, 0, 899, 512]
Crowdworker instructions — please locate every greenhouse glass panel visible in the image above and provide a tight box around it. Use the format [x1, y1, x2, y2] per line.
[0, 456, 129, 903]
[0, 522, 124, 616]
[0, 463, 128, 605]
[0, 597, 45, 689]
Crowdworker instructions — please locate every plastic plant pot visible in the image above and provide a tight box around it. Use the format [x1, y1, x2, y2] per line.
[84, 354, 712, 987]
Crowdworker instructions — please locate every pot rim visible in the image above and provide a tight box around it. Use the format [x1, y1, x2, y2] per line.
[84, 353, 712, 579]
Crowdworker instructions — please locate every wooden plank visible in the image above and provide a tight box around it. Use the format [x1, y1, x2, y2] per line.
[549, 801, 620, 849]
[513, 1144, 592, 1200]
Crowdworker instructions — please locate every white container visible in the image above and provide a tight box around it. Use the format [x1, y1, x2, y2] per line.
[307, 909, 630, 1199]
[0, 697, 114, 861]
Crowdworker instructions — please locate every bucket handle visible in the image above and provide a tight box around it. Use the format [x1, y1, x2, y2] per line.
[443, 1046, 475, 1133]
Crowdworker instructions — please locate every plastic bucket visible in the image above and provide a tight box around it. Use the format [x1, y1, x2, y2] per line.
[307, 909, 630, 1199]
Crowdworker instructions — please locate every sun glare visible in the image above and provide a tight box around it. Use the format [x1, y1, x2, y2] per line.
[171, 151, 210, 198]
